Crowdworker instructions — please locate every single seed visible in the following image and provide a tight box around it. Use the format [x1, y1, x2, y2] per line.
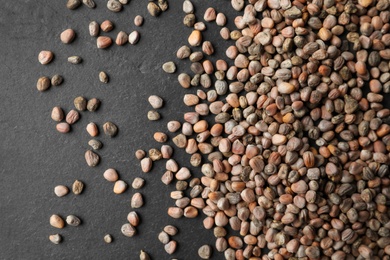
[127, 211, 140, 226]
[87, 98, 100, 112]
[88, 139, 102, 150]
[147, 110, 160, 120]
[177, 45, 191, 59]
[56, 122, 70, 134]
[148, 148, 161, 162]
[147, 2, 161, 16]
[158, 0, 168, 11]
[86, 122, 99, 137]
[103, 122, 118, 137]
[37, 77, 51, 92]
[74, 96, 87, 111]
[198, 245, 212, 259]
[139, 250, 150, 260]
[121, 223, 136, 237]
[89, 21, 99, 37]
[183, 0, 194, 14]
[68, 56, 82, 64]
[99, 71, 109, 83]
[163, 225, 178, 236]
[38, 51, 53, 65]
[50, 214, 65, 229]
[158, 231, 170, 244]
[82, 0, 95, 8]
[128, 31, 140, 45]
[141, 158, 152, 172]
[85, 150, 100, 167]
[66, 215, 81, 226]
[188, 30, 202, 46]
[104, 168, 119, 182]
[204, 7, 216, 22]
[132, 177, 145, 189]
[131, 193, 144, 208]
[107, 0, 122, 12]
[113, 180, 128, 194]
[51, 75, 63, 86]
[119, 0, 128, 4]
[135, 150, 146, 160]
[67, 0, 81, 9]
[148, 95, 164, 109]
[101, 20, 114, 32]
[116, 31, 128, 46]
[104, 234, 112, 243]
[134, 15, 144, 27]
[167, 121, 181, 132]
[51, 107, 64, 122]
[54, 185, 69, 197]
[154, 132, 168, 143]
[164, 240, 177, 254]
[66, 110, 80, 125]
[49, 234, 62, 244]
[97, 36, 112, 49]
[60, 29, 76, 44]
[72, 180, 84, 195]
[162, 62, 176, 73]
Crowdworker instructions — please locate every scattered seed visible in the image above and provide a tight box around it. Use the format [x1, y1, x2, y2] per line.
[97, 36, 112, 49]
[37, 76, 51, 92]
[158, 231, 170, 244]
[104, 234, 113, 243]
[85, 150, 100, 167]
[49, 234, 62, 244]
[198, 245, 212, 259]
[51, 75, 63, 86]
[132, 177, 145, 189]
[66, 109, 80, 124]
[113, 180, 128, 194]
[183, 0, 194, 14]
[107, 0, 122, 12]
[127, 211, 140, 226]
[56, 122, 70, 133]
[87, 98, 100, 112]
[121, 223, 136, 237]
[134, 15, 144, 27]
[66, 215, 81, 226]
[50, 214, 65, 229]
[104, 168, 119, 182]
[147, 2, 161, 16]
[101, 20, 114, 32]
[119, 0, 128, 4]
[158, 0, 168, 11]
[89, 21, 99, 37]
[188, 30, 202, 46]
[88, 139, 102, 150]
[128, 31, 140, 45]
[135, 149, 146, 160]
[163, 225, 178, 236]
[103, 121, 118, 137]
[164, 240, 177, 254]
[68, 56, 82, 64]
[148, 95, 164, 109]
[131, 192, 144, 208]
[82, 0, 95, 8]
[38, 51, 54, 65]
[67, 0, 81, 9]
[54, 185, 69, 197]
[116, 31, 128, 46]
[139, 250, 150, 260]
[51, 106, 64, 122]
[140, 158, 152, 172]
[86, 122, 99, 137]
[204, 7, 216, 22]
[154, 132, 168, 143]
[147, 110, 160, 121]
[72, 180, 84, 195]
[60, 29, 76, 44]
[99, 71, 109, 83]
[162, 61, 176, 73]
[149, 148, 162, 161]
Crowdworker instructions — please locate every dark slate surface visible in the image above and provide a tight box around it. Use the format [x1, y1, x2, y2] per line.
[0, 0, 238, 259]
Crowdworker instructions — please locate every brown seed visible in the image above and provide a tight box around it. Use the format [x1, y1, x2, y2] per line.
[54, 185, 69, 197]
[87, 98, 100, 112]
[86, 122, 99, 137]
[184, 206, 198, 218]
[37, 77, 51, 92]
[103, 168, 119, 182]
[85, 150, 100, 167]
[147, 2, 161, 16]
[97, 36, 112, 49]
[164, 240, 177, 254]
[177, 45, 191, 59]
[51, 75, 63, 86]
[134, 15, 144, 27]
[51, 107, 64, 122]
[103, 122, 118, 137]
[291, 180, 308, 194]
[56, 122, 70, 133]
[158, 231, 170, 244]
[38, 51, 54, 65]
[163, 225, 178, 236]
[99, 71, 109, 83]
[116, 31, 128, 46]
[132, 177, 145, 189]
[188, 30, 202, 46]
[131, 192, 144, 208]
[60, 29, 76, 44]
[74, 96, 87, 111]
[72, 180, 84, 195]
[89, 21, 99, 37]
[202, 41, 214, 55]
[101, 20, 114, 32]
[135, 150, 146, 160]
[66, 110, 80, 125]
[113, 180, 128, 194]
[50, 214, 65, 229]
[127, 211, 140, 227]
[204, 7, 216, 22]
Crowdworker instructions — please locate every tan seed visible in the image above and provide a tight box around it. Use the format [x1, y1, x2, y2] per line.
[128, 31, 140, 45]
[60, 29, 76, 44]
[148, 95, 164, 109]
[50, 214, 65, 229]
[132, 177, 145, 189]
[147, 2, 161, 16]
[278, 82, 295, 94]
[54, 185, 69, 197]
[72, 180, 84, 194]
[97, 36, 112, 49]
[188, 30, 202, 46]
[162, 61, 176, 73]
[103, 121, 118, 137]
[131, 192, 144, 208]
[85, 150, 100, 167]
[154, 132, 168, 143]
[87, 98, 100, 112]
[37, 76, 51, 92]
[49, 234, 62, 244]
[121, 223, 136, 237]
[74, 96, 87, 111]
[141, 158, 152, 172]
[204, 7, 216, 22]
[116, 31, 128, 46]
[127, 211, 140, 226]
[86, 122, 99, 137]
[164, 240, 177, 254]
[89, 21, 99, 37]
[38, 51, 54, 65]
[51, 107, 64, 122]
[134, 15, 144, 26]
[66, 110, 80, 125]
[99, 71, 109, 83]
[113, 180, 128, 194]
[101, 20, 114, 32]
[56, 122, 70, 133]
[163, 225, 178, 236]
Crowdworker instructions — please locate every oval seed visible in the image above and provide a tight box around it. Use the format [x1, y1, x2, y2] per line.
[162, 61, 176, 73]
[60, 29, 76, 44]
[38, 51, 53, 65]
[72, 180, 84, 195]
[127, 211, 140, 226]
[132, 177, 145, 189]
[68, 56, 82, 64]
[134, 15, 144, 26]
[148, 95, 164, 109]
[113, 180, 128, 194]
[56, 122, 70, 133]
[49, 234, 62, 244]
[37, 76, 51, 92]
[54, 185, 69, 197]
[128, 31, 140, 45]
[66, 215, 81, 226]
[104, 234, 113, 243]
[51, 107, 64, 122]
[103, 168, 119, 182]
[131, 193, 144, 208]
[164, 240, 177, 254]
[103, 122, 118, 137]
[198, 245, 212, 259]
[50, 214, 65, 229]
[121, 223, 136, 237]
[86, 122, 99, 137]
[99, 71, 109, 83]
[89, 21, 99, 37]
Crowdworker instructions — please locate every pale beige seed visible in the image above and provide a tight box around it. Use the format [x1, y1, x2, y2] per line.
[184, 206, 198, 218]
[99, 71, 109, 83]
[66, 215, 81, 226]
[51, 107, 64, 122]
[132, 177, 145, 189]
[128, 31, 140, 45]
[121, 223, 136, 237]
[54, 185, 69, 197]
[272, 134, 287, 145]
[147, 110, 160, 120]
[216, 13, 226, 26]
[148, 95, 164, 109]
[38, 51, 54, 65]
[278, 82, 295, 94]
[194, 22, 207, 31]
[158, 231, 170, 244]
[49, 234, 62, 244]
[167, 207, 183, 218]
[161, 171, 174, 185]
[113, 180, 128, 194]
[140, 158, 152, 172]
[101, 20, 114, 32]
[131, 192, 144, 208]
[104, 168, 119, 182]
[97, 36, 112, 49]
[204, 7, 216, 22]
[198, 245, 212, 259]
[140, 250, 150, 260]
[177, 45, 191, 59]
[82, 0, 96, 8]
[51, 74, 63, 86]
[72, 180, 84, 194]
[56, 122, 70, 133]
[89, 21, 99, 37]
[134, 15, 144, 26]
[167, 121, 181, 132]
[165, 240, 177, 254]
[161, 145, 173, 159]
[183, 0, 194, 13]
[183, 94, 199, 106]
[147, 2, 161, 16]
[67, 0, 81, 10]
[107, 0, 122, 12]
[50, 214, 65, 229]
[127, 211, 140, 226]
[176, 167, 191, 180]
[86, 122, 99, 137]
[60, 29, 76, 44]
[135, 150, 146, 160]
[162, 62, 176, 73]
[104, 234, 113, 243]
[88, 140, 102, 150]
[164, 225, 178, 236]
[188, 30, 202, 46]
[68, 56, 82, 64]
[85, 150, 100, 167]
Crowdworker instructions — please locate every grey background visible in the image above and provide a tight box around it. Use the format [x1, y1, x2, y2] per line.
[0, 0, 237, 259]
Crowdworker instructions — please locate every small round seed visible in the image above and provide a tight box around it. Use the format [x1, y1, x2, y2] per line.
[87, 98, 100, 112]
[148, 95, 164, 109]
[88, 139, 102, 150]
[104, 234, 113, 243]
[54, 185, 69, 197]
[162, 61, 176, 73]
[67, 0, 81, 9]
[113, 180, 128, 194]
[66, 215, 81, 226]
[37, 76, 51, 92]
[38, 51, 54, 65]
[104, 168, 119, 182]
[51, 75, 63, 86]
[121, 223, 136, 237]
[68, 56, 82, 64]
[72, 180, 84, 195]
[131, 193, 144, 208]
[134, 15, 144, 26]
[85, 150, 100, 167]
[147, 2, 161, 16]
[101, 20, 114, 32]
[50, 214, 65, 229]
[97, 36, 112, 49]
[74, 96, 87, 111]
[49, 234, 62, 244]
[132, 177, 145, 189]
[107, 0, 122, 12]
[188, 30, 202, 46]
[141, 158, 152, 172]
[158, 231, 170, 244]
[135, 150, 146, 160]
[198, 245, 212, 259]
[163, 225, 178, 236]
[164, 240, 177, 254]
[127, 211, 140, 226]
[116, 31, 128, 46]
[66, 110, 80, 124]
[128, 31, 140, 45]
[140, 250, 150, 260]
[99, 71, 108, 83]
[89, 21, 99, 37]
[86, 122, 99, 137]
[103, 122, 118, 137]
[51, 107, 64, 122]
[147, 110, 161, 120]
[56, 122, 70, 133]
[60, 29, 76, 44]
[82, 0, 95, 8]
